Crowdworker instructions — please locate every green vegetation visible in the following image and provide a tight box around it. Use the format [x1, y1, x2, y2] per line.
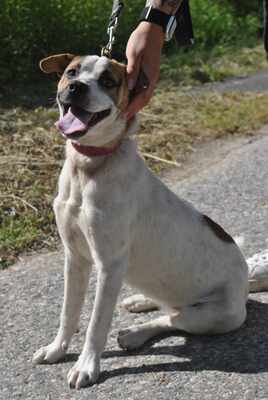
[0, 0, 263, 82]
[161, 45, 268, 85]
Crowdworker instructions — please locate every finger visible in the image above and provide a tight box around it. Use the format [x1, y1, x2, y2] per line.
[124, 87, 153, 120]
[126, 53, 142, 91]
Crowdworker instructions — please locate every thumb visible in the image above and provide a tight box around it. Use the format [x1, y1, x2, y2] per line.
[126, 54, 142, 91]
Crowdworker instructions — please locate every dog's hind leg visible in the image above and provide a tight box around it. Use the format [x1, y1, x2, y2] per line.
[118, 315, 177, 350]
[117, 299, 246, 351]
[33, 252, 91, 364]
[120, 294, 159, 313]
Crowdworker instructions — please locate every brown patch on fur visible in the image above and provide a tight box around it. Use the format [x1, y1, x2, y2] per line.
[109, 60, 129, 111]
[203, 215, 235, 244]
[57, 73, 69, 92]
[39, 53, 75, 74]
[57, 57, 82, 91]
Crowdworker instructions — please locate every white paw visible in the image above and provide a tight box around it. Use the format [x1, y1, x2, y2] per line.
[120, 295, 158, 313]
[117, 327, 147, 350]
[32, 341, 67, 364]
[67, 353, 100, 389]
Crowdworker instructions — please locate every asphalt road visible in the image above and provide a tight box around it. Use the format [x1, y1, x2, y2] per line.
[197, 69, 268, 93]
[1, 128, 268, 400]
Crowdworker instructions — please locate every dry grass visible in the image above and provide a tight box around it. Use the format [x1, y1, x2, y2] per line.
[1, 88, 268, 268]
[139, 89, 268, 172]
[0, 107, 62, 267]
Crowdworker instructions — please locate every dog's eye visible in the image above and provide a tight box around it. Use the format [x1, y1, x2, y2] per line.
[66, 68, 77, 78]
[99, 73, 118, 89]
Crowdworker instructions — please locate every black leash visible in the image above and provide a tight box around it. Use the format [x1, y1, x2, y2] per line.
[101, 0, 124, 58]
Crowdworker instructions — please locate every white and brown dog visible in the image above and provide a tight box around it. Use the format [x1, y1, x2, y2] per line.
[33, 54, 262, 389]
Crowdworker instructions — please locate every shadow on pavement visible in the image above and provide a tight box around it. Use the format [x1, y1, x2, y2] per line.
[101, 299, 268, 382]
[56, 299, 268, 385]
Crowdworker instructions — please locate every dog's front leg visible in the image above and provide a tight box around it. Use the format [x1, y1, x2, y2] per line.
[33, 251, 91, 364]
[67, 257, 126, 389]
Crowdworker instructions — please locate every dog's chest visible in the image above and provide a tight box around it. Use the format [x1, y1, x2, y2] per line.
[54, 166, 97, 252]
[56, 170, 94, 217]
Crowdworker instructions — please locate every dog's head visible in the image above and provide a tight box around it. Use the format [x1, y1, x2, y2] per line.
[40, 54, 133, 147]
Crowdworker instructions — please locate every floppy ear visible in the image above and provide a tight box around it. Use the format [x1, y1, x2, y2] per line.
[39, 53, 75, 74]
[109, 59, 129, 110]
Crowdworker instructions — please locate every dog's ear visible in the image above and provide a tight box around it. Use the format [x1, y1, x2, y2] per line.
[109, 60, 129, 111]
[39, 53, 75, 74]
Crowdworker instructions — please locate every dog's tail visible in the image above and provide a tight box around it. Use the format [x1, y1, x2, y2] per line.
[235, 235, 268, 292]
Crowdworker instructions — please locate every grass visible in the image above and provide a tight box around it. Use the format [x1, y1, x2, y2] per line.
[161, 44, 268, 85]
[139, 90, 268, 172]
[1, 42, 268, 269]
[0, 107, 61, 267]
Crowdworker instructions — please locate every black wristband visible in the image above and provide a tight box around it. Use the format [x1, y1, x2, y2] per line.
[139, 7, 172, 33]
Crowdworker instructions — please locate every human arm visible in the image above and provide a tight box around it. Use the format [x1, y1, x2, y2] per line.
[124, 1, 183, 119]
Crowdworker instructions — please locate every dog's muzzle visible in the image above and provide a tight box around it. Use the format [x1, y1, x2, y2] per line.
[68, 80, 88, 96]
[55, 105, 111, 140]
[56, 81, 111, 140]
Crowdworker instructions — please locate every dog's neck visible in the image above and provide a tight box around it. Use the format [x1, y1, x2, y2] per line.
[71, 139, 122, 158]
[67, 117, 138, 171]
[66, 140, 116, 175]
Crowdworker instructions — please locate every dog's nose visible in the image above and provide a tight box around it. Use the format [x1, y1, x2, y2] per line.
[68, 81, 88, 95]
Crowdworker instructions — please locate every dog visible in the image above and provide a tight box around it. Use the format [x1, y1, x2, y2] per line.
[33, 54, 252, 389]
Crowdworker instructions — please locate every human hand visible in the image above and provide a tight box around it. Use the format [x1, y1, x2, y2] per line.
[124, 21, 164, 120]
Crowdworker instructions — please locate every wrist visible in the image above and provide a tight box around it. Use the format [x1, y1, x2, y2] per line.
[139, 6, 177, 42]
[138, 21, 165, 41]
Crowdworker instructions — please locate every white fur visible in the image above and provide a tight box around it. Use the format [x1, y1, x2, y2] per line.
[248, 248, 268, 292]
[33, 56, 258, 389]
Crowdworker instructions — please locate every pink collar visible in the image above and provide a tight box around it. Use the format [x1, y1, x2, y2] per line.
[72, 141, 121, 157]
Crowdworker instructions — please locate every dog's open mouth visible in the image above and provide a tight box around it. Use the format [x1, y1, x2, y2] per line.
[55, 105, 111, 139]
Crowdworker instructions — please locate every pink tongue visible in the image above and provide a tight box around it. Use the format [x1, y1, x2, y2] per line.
[55, 108, 88, 135]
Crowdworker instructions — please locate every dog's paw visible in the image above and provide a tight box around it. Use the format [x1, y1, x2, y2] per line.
[117, 328, 147, 351]
[67, 353, 100, 389]
[32, 341, 67, 364]
[120, 294, 158, 313]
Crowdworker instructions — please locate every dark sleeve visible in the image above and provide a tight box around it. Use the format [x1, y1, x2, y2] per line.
[174, 0, 194, 46]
